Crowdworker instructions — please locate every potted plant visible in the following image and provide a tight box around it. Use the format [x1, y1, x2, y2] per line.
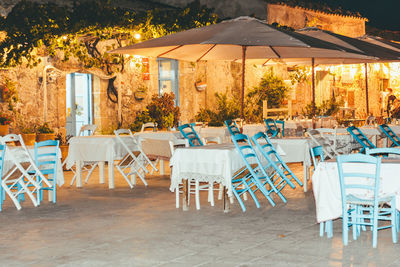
[20, 125, 37, 146]
[55, 132, 72, 170]
[36, 122, 55, 142]
[0, 113, 12, 136]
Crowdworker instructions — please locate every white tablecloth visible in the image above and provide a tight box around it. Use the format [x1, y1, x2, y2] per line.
[169, 143, 284, 196]
[270, 138, 311, 165]
[4, 146, 64, 186]
[134, 131, 182, 143]
[312, 161, 400, 223]
[198, 127, 230, 143]
[65, 135, 138, 169]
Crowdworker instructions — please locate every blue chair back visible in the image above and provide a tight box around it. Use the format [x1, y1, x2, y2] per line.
[378, 124, 400, 147]
[0, 144, 6, 211]
[178, 123, 203, 147]
[251, 132, 302, 188]
[264, 118, 279, 137]
[224, 120, 241, 136]
[365, 147, 400, 157]
[347, 126, 376, 153]
[310, 145, 324, 171]
[34, 139, 59, 203]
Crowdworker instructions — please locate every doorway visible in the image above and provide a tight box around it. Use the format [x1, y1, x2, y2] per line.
[157, 58, 179, 105]
[66, 73, 93, 136]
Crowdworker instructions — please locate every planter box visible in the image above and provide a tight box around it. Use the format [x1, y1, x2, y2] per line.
[37, 133, 56, 142]
[21, 133, 36, 146]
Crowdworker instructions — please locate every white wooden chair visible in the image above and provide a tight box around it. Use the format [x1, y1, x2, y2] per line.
[0, 134, 50, 210]
[69, 124, 98, 186]
[306, 129, 338, 159]
[114, 129, 158, 187]
[140, 122, 157, 132]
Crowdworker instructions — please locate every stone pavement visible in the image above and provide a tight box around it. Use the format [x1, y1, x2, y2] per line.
[0, 163, 399, 267]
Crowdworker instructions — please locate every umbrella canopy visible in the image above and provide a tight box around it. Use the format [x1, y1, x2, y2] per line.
[296, 28, 400, 114]
[110, 17, 375, 120]
[358, 35, 400, 53]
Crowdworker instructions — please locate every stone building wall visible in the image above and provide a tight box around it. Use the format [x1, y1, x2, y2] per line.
[266, 4, 367, 37]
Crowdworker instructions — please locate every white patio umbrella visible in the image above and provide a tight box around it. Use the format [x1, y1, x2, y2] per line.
[110, 16, 375, 119]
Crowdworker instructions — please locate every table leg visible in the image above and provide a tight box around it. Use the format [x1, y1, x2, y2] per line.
[99, 162, 105, 184]
[303, 161, 308, 192]
[160, 159, 165, 175]
[223, 186, 230, 213]
[108, 160, 114, 189]
[182, 179, 189, 211]
[76, 160, 82, 188]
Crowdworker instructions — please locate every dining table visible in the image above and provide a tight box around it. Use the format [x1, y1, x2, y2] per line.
[169, 143, 286, 211]
[65, 135, 138, 189]
[312, 159, 400, 224]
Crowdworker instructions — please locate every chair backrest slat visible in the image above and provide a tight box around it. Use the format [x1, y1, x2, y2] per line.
[346, 126, 376, 153]
[378, 124, 400, 147]
[224, 120, 241, 137]
[178, 123, 203, 147]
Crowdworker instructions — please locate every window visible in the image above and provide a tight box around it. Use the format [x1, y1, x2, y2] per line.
[158, 58, 179, 106]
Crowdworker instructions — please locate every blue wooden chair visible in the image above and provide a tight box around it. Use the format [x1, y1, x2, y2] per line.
[264, 118, 279, 138]
[224, 120, 241, 137]
[378, 124, 400, 147]
[251, 132, 303, 188]
[347, 126, 376, 153]
[0, 144, 6, 211]
[337, 154, 397, 248]
[178, 123, 203, 147]
[33, 140, 60, 204]
[231, 134, 285, 211]
[366, 147, 400, 157]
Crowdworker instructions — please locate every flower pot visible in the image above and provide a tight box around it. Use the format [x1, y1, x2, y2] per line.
[0, 125, 9, 136]
[60, 145, 69, 170]
[21, 133, 36, 146]
[37, 133, 56, 142]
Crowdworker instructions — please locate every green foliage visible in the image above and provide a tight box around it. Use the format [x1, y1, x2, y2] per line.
[288, 66, 309, 85]
[303, 98, 342, 118]
[146, 92, 180, 129]
[194, 92, 240, 126]
[130, 109, 152, 132]
[1, 77, 19, 111]
[246, 70, 289, 121]
[0, 0, 218, 71]
[37, 122, 54, 133]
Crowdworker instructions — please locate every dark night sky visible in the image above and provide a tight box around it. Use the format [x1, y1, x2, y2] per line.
[301, 0, 400, 31]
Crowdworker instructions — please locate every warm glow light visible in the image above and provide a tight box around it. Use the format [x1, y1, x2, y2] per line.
[62, 35, 67, 40]
[134, 33, 141, 40]
[373, 63, 380, 72]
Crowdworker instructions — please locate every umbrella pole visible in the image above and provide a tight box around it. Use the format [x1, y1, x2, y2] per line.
[365, 63, 369, 115]
[312, 58, 316, 117]
[241, 46, 247, 129]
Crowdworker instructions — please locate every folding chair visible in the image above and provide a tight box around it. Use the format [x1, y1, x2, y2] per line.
[114, 129, 158, 187]
[365, 147, 400, 158]
[337, 154, 397, 248]
[231, 134, 286, 212]
[141, 122, 157, 132]
[31, 140, 59, 204]
[178, 123, 203, 146]
[264, 118, 280, 138]
[378, 124, 400, 147]
[306, 129, 338, 159]
[68, 124, 99, 186]
[77, 124, 97, 136]
[251, 132, 303, 188]
[0, 134, 50, 210]
[224, 120, 241, 137]
[347, 126, 376, 153]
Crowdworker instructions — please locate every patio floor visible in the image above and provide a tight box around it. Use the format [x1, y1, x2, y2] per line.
[1, 163, 399, 267]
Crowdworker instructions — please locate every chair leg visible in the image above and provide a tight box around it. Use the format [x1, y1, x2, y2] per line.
[218, 184, 223, 200]
[319, 222, 325, 237]
[208, 182, 214, 207]
[175, 187, 180, 209]
[84, 163, 98, 183]
[195, 181, 200, 210]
